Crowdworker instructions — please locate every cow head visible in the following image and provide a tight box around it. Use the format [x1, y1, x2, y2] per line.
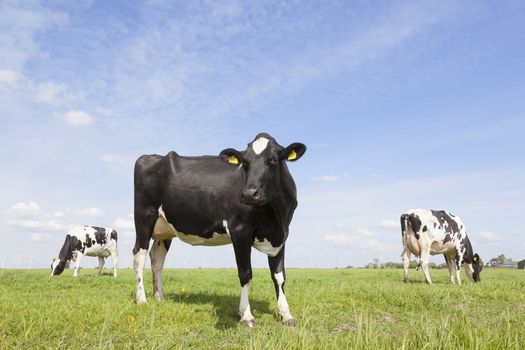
[464, 253, 483, 282]
[220, 133, 306, 205]
[50, 258, 66, 276]
[51, 234, 79, 276]
[471, 253, 483, 282]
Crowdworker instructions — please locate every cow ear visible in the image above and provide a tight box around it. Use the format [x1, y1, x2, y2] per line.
[219, 148, 243, 165]
[281, 143, 306, 162]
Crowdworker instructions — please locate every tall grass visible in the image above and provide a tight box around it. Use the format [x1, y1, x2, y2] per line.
[1, 268, 523, 349]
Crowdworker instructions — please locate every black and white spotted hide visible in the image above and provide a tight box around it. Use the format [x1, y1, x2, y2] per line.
[51, 226, 118, 277]
[400, 209, 482, 285]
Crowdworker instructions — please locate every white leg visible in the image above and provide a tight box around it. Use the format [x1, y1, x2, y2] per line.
[463, 263, 474, 282]
[455, 263, 462, 285]
[111, 253, 118, 277]
[274, 272, 294, 324]
[445, 256, 455, 284]
[420, 250, 432, 285]
[97, 256, 105, 275]
[402, 249, 410, 283]
[73, 254, 84, 277]
[150, 240, 168, 301]
[239, 281, 255, 327]
[134, 248, 148, 304]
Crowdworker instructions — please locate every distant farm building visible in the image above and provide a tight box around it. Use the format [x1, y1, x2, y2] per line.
[487, 259, 518, 268]
[518, 260, 525, 270]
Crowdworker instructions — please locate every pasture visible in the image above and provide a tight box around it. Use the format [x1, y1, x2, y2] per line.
[1, 268, 524, 349]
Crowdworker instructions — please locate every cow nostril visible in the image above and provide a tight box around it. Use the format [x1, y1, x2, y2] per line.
[252, 190, 260, 199]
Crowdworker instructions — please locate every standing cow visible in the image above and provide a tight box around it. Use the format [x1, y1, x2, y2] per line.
[133, 133, 306, 327]
[400, 209, 482, 285]
[51, 226, 118, 277]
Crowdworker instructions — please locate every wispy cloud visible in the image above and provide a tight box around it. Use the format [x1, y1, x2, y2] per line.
[63, 110, 93, 127]
[0, 2, 68, 70]
[0, 69, 23, 86]
[3, 202, 104, 232]
[324, 228, 388, 251]
[36, 82, 74, 105]
[479, 231, 502, 243]
[113, 214, 134, 231]
[311, 175, 339, 182]
[3, 202, 66, 232]
[100, 153, 134, 167]
[379, 219, 399, 229]
[74, 207, 104, 217]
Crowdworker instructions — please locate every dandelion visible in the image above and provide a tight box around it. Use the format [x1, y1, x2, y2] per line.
[128, 315, 136, 323]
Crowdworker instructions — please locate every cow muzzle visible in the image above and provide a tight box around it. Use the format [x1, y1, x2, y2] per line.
[241, 187, 263, 205]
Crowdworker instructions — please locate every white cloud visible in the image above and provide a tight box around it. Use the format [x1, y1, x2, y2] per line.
[0, 2, 68, 70]
[3, 202, 103, 233]
[63, 110, 94, 127]
[75, 207, 104, 217]
[324, 228, 387, 251]
[100, 153, 134, 167]
[0, 69, 23, 86]
[479, 231, 501, 243]
[311, 175, 339, 182]
[3, 201, 66, 232]
[36, 82, 74, 105]
[30, 233, 56, 242]
[379, 219, 399, 229]
[113, 214, 135, 231]
[3, 201, 40, 218]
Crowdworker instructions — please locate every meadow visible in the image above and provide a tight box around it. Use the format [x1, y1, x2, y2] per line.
[0, 268, 524, 349]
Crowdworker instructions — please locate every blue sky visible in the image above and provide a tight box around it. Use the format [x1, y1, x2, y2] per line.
[1, 0, 524, 269]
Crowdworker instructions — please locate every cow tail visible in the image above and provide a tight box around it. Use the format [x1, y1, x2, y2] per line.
[400, 214, 409, 239]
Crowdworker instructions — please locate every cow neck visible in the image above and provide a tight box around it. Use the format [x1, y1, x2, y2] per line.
[268, 172, 296, 233]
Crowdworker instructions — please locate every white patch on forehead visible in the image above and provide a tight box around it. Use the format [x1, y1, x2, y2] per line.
[253, 238, 283, 257]
[252, 137, 269, 155]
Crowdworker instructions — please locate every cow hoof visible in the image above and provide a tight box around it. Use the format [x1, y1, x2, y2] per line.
[136, 297, 147, 305]
[283, 318, 297, 327]
[240, 319, 256, 328]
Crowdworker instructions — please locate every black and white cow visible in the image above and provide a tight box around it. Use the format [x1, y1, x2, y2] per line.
[133, 133, 306, 327]
[400, 209, 482, 285]
[51, 226, 118, 277]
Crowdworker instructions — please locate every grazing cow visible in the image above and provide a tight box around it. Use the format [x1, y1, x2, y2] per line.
[133, 133, 306, 327]
[51, 226, 118, 277]
[400, 209, 482, 285]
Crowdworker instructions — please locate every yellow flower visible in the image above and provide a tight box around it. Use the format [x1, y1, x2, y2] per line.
[180, 287, 187, 293]
[128, 315, 136, 323]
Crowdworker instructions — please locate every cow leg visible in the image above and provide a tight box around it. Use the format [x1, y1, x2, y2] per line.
[134, 248, 148, 303]
[133, 206, 157, 304]
[444, 255, 455, 284]
[150, 239, 171, 301]
[401, 248, 410, 283]
[420, 249, 432, 284]
[269, 245, 295, 326]
[454, 253, 462, 285]
[232, 239, 255, 327]
[73, 254, 84, 277]
[97, 256, 105, 275]
[111, 251, 118, 277]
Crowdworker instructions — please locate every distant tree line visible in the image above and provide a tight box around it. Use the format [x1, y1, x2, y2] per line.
[365, 253, 519, 269]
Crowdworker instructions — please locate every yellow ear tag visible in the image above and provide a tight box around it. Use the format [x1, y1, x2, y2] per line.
[287, 150, 297, 161]
[228, 155, 239, 165]
[473, 256, 478, 262]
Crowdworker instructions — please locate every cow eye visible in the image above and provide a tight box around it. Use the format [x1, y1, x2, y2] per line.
[266, 157, 278, 165]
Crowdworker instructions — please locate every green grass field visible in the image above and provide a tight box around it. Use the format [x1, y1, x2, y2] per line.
[1, 268, 524, 349]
